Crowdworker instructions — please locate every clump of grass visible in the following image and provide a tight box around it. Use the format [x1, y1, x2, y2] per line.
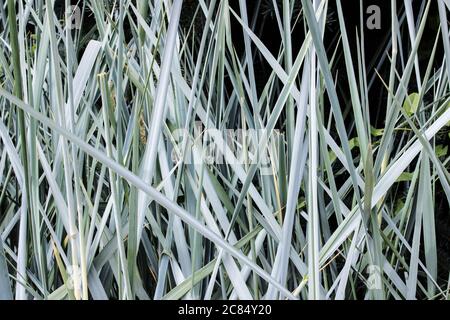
[0, 0, 449, 300]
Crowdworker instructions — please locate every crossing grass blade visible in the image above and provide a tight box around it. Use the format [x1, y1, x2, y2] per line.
[0, 0, 449, 300]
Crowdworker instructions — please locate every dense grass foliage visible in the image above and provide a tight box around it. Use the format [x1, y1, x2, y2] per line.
[0, 0, 450, 300]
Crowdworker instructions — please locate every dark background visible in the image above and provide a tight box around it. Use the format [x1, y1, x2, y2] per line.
[50, 0, 450, 295]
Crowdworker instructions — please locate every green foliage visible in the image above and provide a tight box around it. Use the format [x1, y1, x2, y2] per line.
[0, 0, 449, 300]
